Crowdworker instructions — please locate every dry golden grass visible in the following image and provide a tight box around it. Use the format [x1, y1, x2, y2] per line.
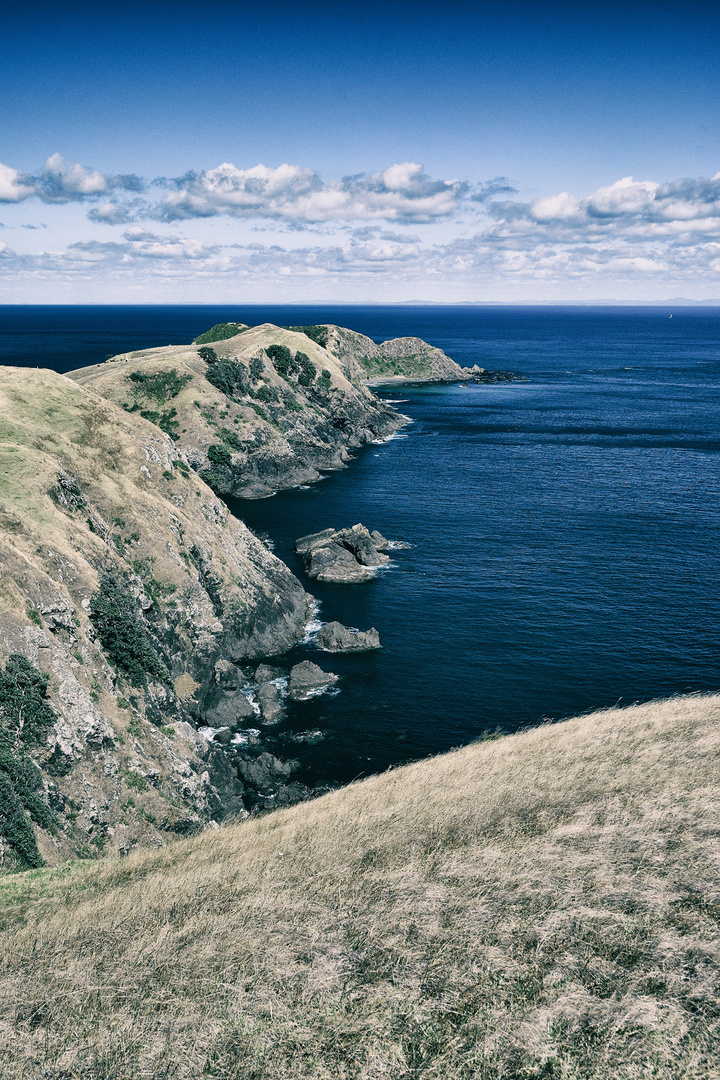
[1, 693, 719, 1079]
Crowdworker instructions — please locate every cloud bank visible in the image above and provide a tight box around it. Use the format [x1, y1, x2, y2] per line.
[3, 155, 720, 298]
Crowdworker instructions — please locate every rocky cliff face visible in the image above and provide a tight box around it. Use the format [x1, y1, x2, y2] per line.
[321, 324, 468, 382]
[0, 365, 313, 870]
[69, 324, 407, 499]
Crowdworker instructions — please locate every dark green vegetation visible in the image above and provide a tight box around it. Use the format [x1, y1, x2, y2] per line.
[193, 323, 248, 345]
[207, 444, 232, 467]
[89, 574, 170, 690]
[122, 368, 192, 441]
[284, 324, 329, 349]
[197, 346, 218, 364]
[266, 345, 317, 385]
[0, 656, 57, 869]
[127, 369, 192, 404]
[205, 359, 249, 398]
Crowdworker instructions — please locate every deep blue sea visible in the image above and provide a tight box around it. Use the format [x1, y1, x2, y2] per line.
[2, 304, 719, 787]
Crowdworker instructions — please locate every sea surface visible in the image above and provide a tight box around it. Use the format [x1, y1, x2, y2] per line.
[2, 304, 719, 787]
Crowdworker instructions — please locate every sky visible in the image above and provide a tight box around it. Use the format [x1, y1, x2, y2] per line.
[2, 0, 720, 303]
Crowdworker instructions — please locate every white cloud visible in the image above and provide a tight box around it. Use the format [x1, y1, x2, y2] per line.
[0, 163, 34, 203]
[5, 164, 720, 299]
[0, 155, 145, 206]
[158, 161, 465, 223]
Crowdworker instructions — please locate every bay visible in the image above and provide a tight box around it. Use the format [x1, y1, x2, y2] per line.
[2, 304, 718, 787]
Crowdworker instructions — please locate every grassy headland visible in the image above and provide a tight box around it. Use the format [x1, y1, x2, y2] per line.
[2, 692, 718, 1078]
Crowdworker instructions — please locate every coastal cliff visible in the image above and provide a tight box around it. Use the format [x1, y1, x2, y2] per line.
[69, 323, 407, 499]
[0, 319, 511, 871]
[0, 364, 314, 869]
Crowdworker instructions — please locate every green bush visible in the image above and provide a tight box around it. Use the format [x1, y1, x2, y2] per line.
[284, 324, 329, 349]
[89, 574, 170, 690]
[295, 351, 316, 386]
[206, 359, 249, 398]
[139, 406, 181, 441]
[127, 369, 192, 404]
[197, 346, 218, 364]
[266, 345, 294, 379]
[207, 443, 232, 467]
[254, 383, 279, 403]
[0, 654, 59, 869]
[124, 770, 149, 793]
[219, 428, 244, 450]
[249, 357, 264, 381]
[194, 323, 247, 345]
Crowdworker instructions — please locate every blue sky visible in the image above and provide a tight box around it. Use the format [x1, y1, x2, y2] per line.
[2, 0, 720, 302]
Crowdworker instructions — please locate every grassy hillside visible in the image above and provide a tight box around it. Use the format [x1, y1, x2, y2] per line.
[1, 693, 718, 1079]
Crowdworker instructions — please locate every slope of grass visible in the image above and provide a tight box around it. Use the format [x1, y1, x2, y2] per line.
[1, 693, 719, 1079]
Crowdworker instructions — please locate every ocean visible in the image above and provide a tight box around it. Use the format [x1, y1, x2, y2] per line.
[2, 304, 719, 787]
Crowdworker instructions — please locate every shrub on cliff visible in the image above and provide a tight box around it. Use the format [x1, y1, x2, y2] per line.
[0, 654, 58, 869]
[205, 359, 249, 398]
[89, 574, 170, 690]
[197, 346, 218, 364]
[295, 351, 316, 386]
[207, 443, 232, 467]
[266, 345, 294, 379]
[284, 324, 329, 349]
[127, 369, 191, 404]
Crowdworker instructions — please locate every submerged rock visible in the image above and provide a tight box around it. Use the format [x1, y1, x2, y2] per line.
[288, 661, 339, 701]
[317, 621, 381, 652]
[294, 523, 390, 583]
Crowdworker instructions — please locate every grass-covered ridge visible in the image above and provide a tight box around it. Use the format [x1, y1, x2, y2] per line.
[1, 693, 718, 1078]
[193, 322, 249, 344]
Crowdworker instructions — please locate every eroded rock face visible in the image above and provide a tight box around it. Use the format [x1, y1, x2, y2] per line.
[317, 622, 381, 652]
[295, 524, 390, 583]
[288, 661, 339, 701]
[0, 365, 313, 868]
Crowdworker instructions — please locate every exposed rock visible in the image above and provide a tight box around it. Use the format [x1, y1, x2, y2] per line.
[320, 324, 519, 385]
[201, 686, 256, 731]
[0, 364, 312, 867]
[236, 752, 298, 794]
[295, 523, 390, 583]
[255, 663, 283, 682]
[288, 661, 339, 701]
[317, 621, 381, 652]
[257, 681, 284, 724]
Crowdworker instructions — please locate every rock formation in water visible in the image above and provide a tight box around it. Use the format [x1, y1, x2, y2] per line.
[295, 524, 390, 583]
[287, 661, 339, 701]
[317, 621, 381, 651]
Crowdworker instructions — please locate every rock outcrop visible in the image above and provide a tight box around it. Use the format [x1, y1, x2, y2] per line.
[287, 661, 339, 701]
[295, 524, 390, 583]
[318, 324, 520, 384]
[317, 621, 381, 652]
